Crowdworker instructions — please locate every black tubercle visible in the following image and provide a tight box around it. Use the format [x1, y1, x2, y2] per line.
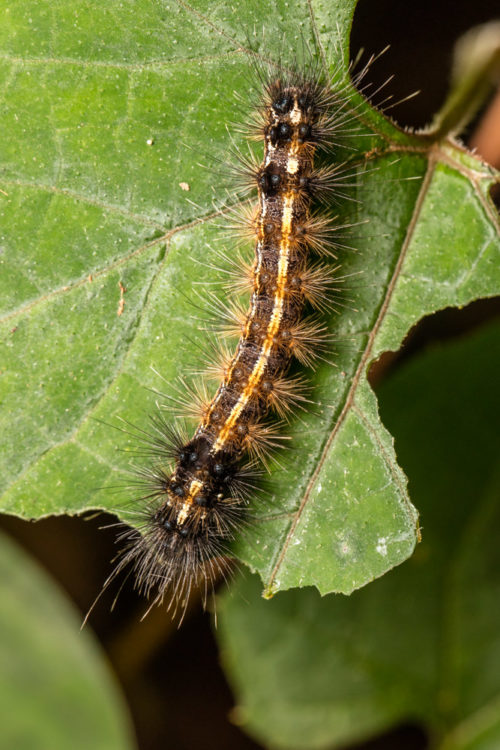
[178, 436, 211, 471]
[272, 92, 293, 114]
[297, 91, 314, 112]
[159, 515, 190, 538]
[258, 164, 282, 196]
[170, 481, 184, 497]
[269, 121, 293, 147]
[297, 122, 311, 143]
[152, 509, 186, 537]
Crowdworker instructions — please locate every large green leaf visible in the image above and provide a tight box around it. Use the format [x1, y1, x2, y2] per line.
[217, 318, 500, 750]
[0, 529, 135, 750]
[1, 0, 499, 596]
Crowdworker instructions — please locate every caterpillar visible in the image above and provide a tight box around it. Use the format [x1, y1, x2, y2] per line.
[108, 50, 360, 618]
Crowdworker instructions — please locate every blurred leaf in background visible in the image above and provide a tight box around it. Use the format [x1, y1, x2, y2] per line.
[217, 318, 500, 750]
[0, 529, 136, 750]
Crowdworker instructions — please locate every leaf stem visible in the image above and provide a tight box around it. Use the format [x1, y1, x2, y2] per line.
[424, 22, 500, 140]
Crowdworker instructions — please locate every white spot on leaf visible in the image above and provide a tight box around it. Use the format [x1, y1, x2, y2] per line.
[376, 537, 388, 556]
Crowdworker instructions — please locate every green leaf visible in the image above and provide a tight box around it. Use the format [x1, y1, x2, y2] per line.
[216, 318, 500, 750]
[1, 0, 499, 598]
[0, 529, 135, 750]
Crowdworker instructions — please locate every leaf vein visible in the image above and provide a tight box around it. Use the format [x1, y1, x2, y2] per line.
[266, 156, 437, 589]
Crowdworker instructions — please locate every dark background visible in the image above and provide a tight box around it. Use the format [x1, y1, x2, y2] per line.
[3, 1, 500, 748]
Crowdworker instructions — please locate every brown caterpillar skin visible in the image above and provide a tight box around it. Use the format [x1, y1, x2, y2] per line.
[115, 69, 342, 612]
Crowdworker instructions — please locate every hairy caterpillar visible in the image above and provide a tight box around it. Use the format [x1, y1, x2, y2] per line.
[105, 49, 363, 619]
